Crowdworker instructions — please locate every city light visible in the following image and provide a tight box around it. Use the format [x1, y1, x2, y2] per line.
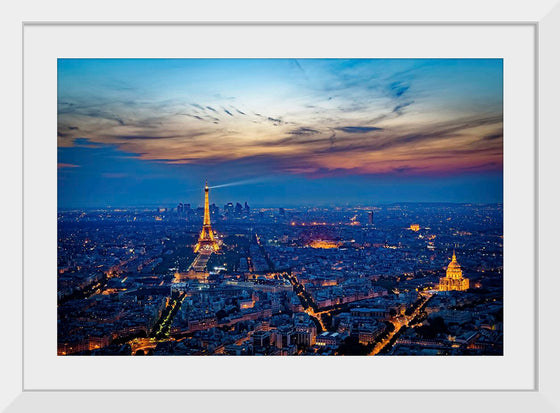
[57, 59, 503, 357]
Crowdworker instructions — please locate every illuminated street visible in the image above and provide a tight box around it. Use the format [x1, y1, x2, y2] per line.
[57, 59, 503, 357]
[368, 292, 434, 356]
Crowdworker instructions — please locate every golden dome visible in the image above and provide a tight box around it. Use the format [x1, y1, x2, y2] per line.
[439, 249, 469, 291]
[446, 250, 463, 279]
[447, 250, 461, 269]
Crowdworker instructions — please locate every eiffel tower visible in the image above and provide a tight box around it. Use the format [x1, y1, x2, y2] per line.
[194, 180, 219, 253]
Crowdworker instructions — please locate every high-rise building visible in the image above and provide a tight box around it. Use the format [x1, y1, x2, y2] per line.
[184, 203, 192, 221]
[368, 210, 373, 225]
[210, 203, 219, 217]
[224, 202, 234, 216]
[235, 202, 243, 216]
[438, 250, 469, 291]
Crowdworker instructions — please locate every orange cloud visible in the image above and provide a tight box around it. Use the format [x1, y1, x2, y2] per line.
[58, 163, 80, 169]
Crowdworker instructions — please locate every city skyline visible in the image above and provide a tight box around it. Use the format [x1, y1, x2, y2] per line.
[58, 59, 503, 357]
[58, 58, 503, 208]
[58, 198, 503, 356]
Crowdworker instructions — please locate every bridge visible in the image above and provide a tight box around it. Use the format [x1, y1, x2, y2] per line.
[129, 337, 158, 355]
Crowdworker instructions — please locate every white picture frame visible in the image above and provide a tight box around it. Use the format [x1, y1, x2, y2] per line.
[3, 0, 559, 411]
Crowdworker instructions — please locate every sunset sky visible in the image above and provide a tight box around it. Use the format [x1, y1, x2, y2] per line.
[57, 58, 503, 208]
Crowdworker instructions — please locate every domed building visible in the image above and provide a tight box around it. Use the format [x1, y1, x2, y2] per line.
[438, 250, 469, 292]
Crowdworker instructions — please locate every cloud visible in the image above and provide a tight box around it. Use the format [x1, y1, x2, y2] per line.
[391, 166, 426, 174]
[389, 81, 410, 98]
[289, 127, 320, 136]
[335, 126, 383, 133]
[392, 101, 414, 116]
[58, 163, 80, 169]
[483, 132, 503, 141]
[267, 117, 283, 125]
[182, 114, 204, 121]
[57, 59, 503, 178]
[111, 135, 181, 140]
[56, 110, 502, 177]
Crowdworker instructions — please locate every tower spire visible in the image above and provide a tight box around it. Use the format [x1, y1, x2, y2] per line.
[194, 180, 219, 253]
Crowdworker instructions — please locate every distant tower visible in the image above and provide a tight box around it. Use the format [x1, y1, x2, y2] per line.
[438, 250, 469, 291]
[368, 211, 373, 225]
[194, 181, 220, 253]
[224, 202, 234, 215]
[235, 202, 243, 216]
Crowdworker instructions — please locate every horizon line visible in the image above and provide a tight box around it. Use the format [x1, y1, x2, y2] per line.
[57, 201, 504, 211]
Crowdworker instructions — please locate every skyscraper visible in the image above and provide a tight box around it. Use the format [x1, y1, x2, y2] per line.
[224, 202, 234, 216]
[235, 202, 243, 216]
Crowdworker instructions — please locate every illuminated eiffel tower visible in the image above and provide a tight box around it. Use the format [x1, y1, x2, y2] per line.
[194, 180, 219, 253]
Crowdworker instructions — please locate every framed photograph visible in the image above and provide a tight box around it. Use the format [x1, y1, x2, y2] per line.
[4, 0, 559, 411]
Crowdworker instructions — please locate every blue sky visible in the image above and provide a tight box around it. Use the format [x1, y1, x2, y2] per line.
[58, 59, 503, 208]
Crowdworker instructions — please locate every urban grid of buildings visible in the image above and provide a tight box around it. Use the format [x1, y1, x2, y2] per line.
[57, 183, 503, 356]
